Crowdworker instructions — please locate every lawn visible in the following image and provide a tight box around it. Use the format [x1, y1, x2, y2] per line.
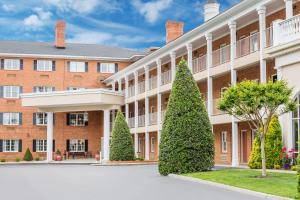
[185, 169, 298, 199]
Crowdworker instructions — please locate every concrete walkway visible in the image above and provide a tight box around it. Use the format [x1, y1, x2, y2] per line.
[0, 164, 276, 200]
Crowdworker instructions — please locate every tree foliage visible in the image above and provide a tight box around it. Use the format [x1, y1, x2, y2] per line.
[159, 59, 214, 176]
[109, 111, 135, 161]
[23, 148, 33, 161]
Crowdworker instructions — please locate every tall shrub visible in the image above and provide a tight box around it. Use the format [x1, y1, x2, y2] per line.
[23, 148, 33, 161]
[158, 59, 214, 176]
[109, 110, 134, 161]
[248, 115, 283, 169]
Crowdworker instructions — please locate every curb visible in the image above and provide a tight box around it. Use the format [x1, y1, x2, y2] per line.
[169, 174, 293, 200]
[92, 162, 158, 167]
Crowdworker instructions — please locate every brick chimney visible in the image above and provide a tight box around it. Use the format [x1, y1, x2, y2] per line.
[165, 20, 184, 44]
[55, 20, 66, 49]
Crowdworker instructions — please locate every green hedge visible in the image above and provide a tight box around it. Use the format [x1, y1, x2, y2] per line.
[23, 148, 33, 161]
[158, 59, 215, 176]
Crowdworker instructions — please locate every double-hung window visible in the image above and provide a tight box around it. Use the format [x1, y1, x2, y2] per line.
[3, 113, 20, 125]
[69, 62, 86, 72]
[219, 44, 227, 64]
[221, 131, 228, 153]
[35, 112, 47, 125]
[250, 31, 259, 53]
[34, 86, 54, 93]
[36, 60, 53, 71]
[150, 137, 155, 153]
[3, 86, 20, 98]
[68, 113, 88, 126]
[3, 140, 19, 152]
[4, 59, 21, 70]
[138, 137, 143, 152]
[69, 139, 85, 152]
[100, 63, 115, 73]
[36, 140, 47, 152]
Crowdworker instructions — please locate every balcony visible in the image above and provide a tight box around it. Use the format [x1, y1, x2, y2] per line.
[128, 85, 135, 97]
[138, 115, 145, 127]
[236, 32, 259, 58]
[128, 117, 135, 128]
[161, 70, 171, 86]
[138, 81, 145, 94]
[149, 76, 157, 90]
[212, 45, 230, 67]
[192, 55, 207, 74]
[149, 112, 157, 125]
[212, 98, 226, 116]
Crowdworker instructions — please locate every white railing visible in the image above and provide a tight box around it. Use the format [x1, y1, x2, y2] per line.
[266, 26, 273, 47]
[236, 32, 259, 58]
[128, 85, 135, 97]
[273, 14, 300, 46]
[212, 45, 230, 67]
[192, 55, 207, 74]
[161, 70, 171, 86]
[149, 76, 157, 90]
[149, 112, 157, 125]
[128, 117, 135, 128]
[138, 115, 145, 127]
[138, 81, 145, 94]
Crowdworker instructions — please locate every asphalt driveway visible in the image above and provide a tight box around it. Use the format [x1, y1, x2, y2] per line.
[0, 164, 267, 200]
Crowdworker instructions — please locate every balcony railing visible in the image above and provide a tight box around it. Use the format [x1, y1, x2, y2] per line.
[138, 81, 145, 94]
[212, 45, 230, 67]
[161, 70, 171, 86]
[266, 26, 273, 48]
[149, 112, 157, 125]
[128, 85, 135, 97]
[192, 55, 207, 74]
[138, 115, 145, 127]
[149, 76, 157, 90]
[128, 117, 135, 128]
[236, 32, 260, 58]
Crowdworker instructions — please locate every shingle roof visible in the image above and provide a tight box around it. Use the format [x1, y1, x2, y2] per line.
[0, 41, 145, 59]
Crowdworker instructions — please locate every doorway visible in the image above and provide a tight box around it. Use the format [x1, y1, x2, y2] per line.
[240, 130, 248, 164]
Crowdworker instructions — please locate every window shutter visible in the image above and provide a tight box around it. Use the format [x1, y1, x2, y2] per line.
[85, 62, 88, 72]
[66, 140, 70, 152]
[19, 86, 23, 96]
[67, 61, 70, 72]
[0, 140, 2, 152]
[19, 113, 22, 125]
[97, 63, 101, 73]
[18, 140, 22, 152]
[34, 60, 37, 71]
[20, 59, 24, 70]
[53, 140, 55, 152]
[33, 140, 36, 152]
[53, 113, 55, 126]
[85, 120, 88, 126]
[66, 113, 70, 125]
[0, 59, 4, 70]
[33, 113, 36, 125]
[33, 86, 37, 93]
[0, 113, 2, 125]
[52, 87, 55, 91]
[52, 61, 56, 71]
[85, 140, 88, 152]
[115, 63, 119, 73]
[0, 86, 3, 98]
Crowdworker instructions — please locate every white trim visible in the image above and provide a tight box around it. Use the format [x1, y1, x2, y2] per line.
[221, 131, 228, 153]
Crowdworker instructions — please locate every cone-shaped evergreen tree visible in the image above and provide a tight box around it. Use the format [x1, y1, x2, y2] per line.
[248, 115, 283, 169]
[23, 148, 33, 161]
[158, 59, 215, 176]
[109, 111, 135, 161]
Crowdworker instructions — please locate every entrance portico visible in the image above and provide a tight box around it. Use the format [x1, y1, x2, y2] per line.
[21, 89, 124, 162]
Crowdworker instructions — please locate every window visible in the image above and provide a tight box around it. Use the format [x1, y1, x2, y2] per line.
[69, 62, 86, 72]
[37, 60, 53, 71]
[68, 113, 88, 126]
[4, 59, 21, 70]
[251, 129, 258, 149]
[138, 138, 143, 152]
[150, 137, 155, 153]
[3, 86, 20, 98]
[292, 95, 300, 154]
[250, 31, 259, 53]
[68, 87, 85, 91]
[219, 44, 227, 64]
[34, 86, 54, 93]
[3, 140, 19, 152]
[272, 74, 278, 83]
[35, 113, 47, 125]
[3, 113, 20, 125]
[100, 63, 115, 73]
[36, 140, 47, 152]
[69, 139, 85, 152]
[221, 131, 228, 153]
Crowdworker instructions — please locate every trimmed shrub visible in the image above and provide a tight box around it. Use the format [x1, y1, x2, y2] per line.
[35, 157, 40, 161]
[109, 111, 135, 161]
[15, 157, 21, 162]
[158, 59, 215, 176]
[0, 159, 6, 163]
[23, 148, 33, 161]
[248, 115, 283, 169]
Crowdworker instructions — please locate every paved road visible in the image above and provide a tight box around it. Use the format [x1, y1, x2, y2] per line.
[0, 164, 265, 200]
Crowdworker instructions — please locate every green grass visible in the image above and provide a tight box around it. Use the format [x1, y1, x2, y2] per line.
[185, 169, 298, 199]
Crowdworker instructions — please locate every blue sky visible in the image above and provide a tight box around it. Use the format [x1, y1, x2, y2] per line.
[0, 0, 240, 51]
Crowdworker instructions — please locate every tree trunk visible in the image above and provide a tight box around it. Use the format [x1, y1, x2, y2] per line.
[260, 132, 267, 177]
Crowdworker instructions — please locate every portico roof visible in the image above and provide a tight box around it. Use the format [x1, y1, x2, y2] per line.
[21, 89, 124, 112]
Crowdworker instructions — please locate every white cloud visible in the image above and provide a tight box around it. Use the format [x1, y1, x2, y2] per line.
[132, 0, 173, 23]
[2, 4, 15, 12]
[23, 7, 52, 29]
[67, 31, 113, 44]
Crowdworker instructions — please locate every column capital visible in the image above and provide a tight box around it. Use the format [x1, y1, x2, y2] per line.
[134, 70, 139, 77]
[170, 51, 176, 59]
[156, 58, 162, 66]
[228, 21, 237, 29]
[256, 5, 266, 15]
[205, 33, 212, 41]
[125, 75, 128, 81]
[186, 43, 193, 50]
[144, 65, 149, 72]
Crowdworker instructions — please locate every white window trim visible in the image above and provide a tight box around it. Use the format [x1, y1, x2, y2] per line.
[250, 30, 259, 53]
[36, 113, 47, 126]
[3, 86, 20, 99]
[100, 63, 115, 73]
[4, 59, 20, 70]
[36, 140, 47, 152]
[69, 139, 85, 152]
[69, 62, 85, 73]
[35, 86, 53, 93]
[150, 137, 155, 153]
[138, 137, 142, 153]
[221, 131, 228, 153]
[37, 60, 53, 72]
[3, 113, 20, 125]
[3, 140, 19, 152]
[69, 113, 87, 126]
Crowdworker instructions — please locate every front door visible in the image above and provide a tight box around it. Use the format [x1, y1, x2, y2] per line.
[240, 130, 248, 163]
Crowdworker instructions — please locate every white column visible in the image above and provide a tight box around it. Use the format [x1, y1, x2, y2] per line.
[134, 71, 139, 95]
[118, 79, 122, 92]
[257, 6, 267, 83]
[157, 93, 162, 127]
[112, 110, 116, 126]
[206, 33, 213, 117]
[186, 43, 193, 72]
[46, 112, 53, 162]
[229, 21, 237, 85]
[103, 110, 110, 161]
[112, 82, 116, 92]
[157, 59, 162, 88]
[125, 103, 129, 123]
[170, 51, 176, 81]
[125, 76, 129, 98]
[145, 66, 149, 91]
[145, 97, 149, 127]
[135, 100, 138, 129]
[285, 0, 293, 19]
[145, 132, 150, 160]
[231, 121, 239, 167]
[134, 133, 139, 157]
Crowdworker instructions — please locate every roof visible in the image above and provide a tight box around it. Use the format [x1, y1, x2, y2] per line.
[0, 41, 145, 60]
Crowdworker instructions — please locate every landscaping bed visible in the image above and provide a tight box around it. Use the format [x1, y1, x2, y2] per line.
[185, 169, 297, 199]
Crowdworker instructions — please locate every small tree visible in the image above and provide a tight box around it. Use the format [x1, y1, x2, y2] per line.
[110, 110, 134, 161]
[23, 148, 33, 161]
[248, 115, 283, 169]
[159, 59, 214, 176]
[219, 80, 295, 177]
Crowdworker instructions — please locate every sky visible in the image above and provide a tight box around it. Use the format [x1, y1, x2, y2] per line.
[0, 0, 240, 51]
